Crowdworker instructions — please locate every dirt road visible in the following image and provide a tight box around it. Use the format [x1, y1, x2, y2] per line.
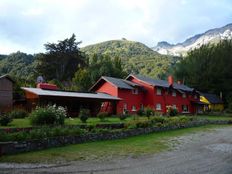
[1, 127, 232, 174]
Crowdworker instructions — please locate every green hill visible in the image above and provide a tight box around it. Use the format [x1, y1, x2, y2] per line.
[81, 39, 177, 78]
[0, 51, 36, 81]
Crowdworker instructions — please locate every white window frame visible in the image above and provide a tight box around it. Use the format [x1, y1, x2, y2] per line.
[173, 104, 177, 109]
[172, 90, 176, 97]
[182, 105, 189, 113]
[132, 105, 137, 111]
[132, 88, 138, 94]
[156, 103, 162, 111]
[123, 103, 127, 110]
[156, 88, 162, 95]
[182, 93, 186, 98]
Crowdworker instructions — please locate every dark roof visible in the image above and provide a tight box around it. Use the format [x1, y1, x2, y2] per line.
[128, 74, 194, 92]
[102, 76, 135, 90]
[0, 74, 15, 83]
[201, 93, 223, 104]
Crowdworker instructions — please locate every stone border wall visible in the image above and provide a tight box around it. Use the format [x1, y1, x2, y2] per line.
[0, 120, 231, 156]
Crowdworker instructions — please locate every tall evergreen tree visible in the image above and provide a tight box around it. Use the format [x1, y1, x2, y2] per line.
[35, 34, 87, 82]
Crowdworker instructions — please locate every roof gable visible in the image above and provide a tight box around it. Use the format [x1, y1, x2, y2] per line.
[0, 74, 15, 83]
[90, 76, 135, 91]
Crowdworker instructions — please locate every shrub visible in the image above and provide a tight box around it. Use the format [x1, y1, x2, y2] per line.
[144, 107, 154, 119]
[166, 106, 178, 116]
[97, 112, 108, 122]
[0, 113, 12, 126]
[8, 109, 28, 119]
[119, 114, 128, 121]
[151, 116, 167, 124]
[30, 105, 67, 126]
[137, 109, 144, 116]
[79, 108, 90, 123]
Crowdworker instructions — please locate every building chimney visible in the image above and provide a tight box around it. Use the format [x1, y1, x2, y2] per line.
[168, 75, 174, 86]
[37, 83, 58, 90]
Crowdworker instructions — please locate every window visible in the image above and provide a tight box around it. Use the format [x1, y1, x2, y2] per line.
[140, 104, 144, 110]
[172, 90, 176, 97]
[132, 105, 136, 111]
[182, 93, 186, 98]
[156, 88, 162, 95]
[173, 105, 177, 109]
[123, 103, 127, 110]
[182, 105, 189, 112]
[156, 103, 162, 110]
[132, 88, 138, 94]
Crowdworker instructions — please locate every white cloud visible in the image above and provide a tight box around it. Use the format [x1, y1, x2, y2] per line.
[0, 0, 231, 54]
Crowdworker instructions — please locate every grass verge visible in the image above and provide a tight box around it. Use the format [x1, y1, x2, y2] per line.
[0, 124, 230, 163]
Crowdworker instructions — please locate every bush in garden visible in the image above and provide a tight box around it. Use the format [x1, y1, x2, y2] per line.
[144, 107, 154, 119]
[166, 106, 178, 116]
[30, 105, 67, 126]
[151, 116, 167, 124]
[79, 108, 90, 123]
[97, 112, 108, 122]
[0, 113, 12, 126]
[119, 114, 128, 121]
[8, 109, 28, 119]
[137, 108, 144, 116]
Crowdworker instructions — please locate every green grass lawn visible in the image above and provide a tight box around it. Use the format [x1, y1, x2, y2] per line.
[0, 124, 229, 163]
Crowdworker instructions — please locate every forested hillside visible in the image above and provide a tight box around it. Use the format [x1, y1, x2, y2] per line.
[81, 39, 177, 78]
[0, 52, 36, 81]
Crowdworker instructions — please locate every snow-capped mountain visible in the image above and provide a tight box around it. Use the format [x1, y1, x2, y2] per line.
[153, 23, 232, 56]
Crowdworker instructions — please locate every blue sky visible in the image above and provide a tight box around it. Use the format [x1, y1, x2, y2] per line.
[0, 0, 232, 54]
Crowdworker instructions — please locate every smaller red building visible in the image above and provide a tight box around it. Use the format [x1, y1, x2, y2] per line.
[90, 75, 202, 115]
[90, 76, 145, 114]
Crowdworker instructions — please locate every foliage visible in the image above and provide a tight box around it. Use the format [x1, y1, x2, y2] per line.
[81, 39, 177, 79]
[174, 40, 232, 105]
[0, 113, 13, 126]
[35, 34, 87, 82]
[30, 105, 67, 126]
[144, 107, 155, 119]
[0, 126, 87, 142]
[72, 54, 126, 91]
[166, 106, 178, 116]
[79, 108, 90, 123]
[97, 112, 108, 122]
[8, 109, 28, 119]
[137, 108, 144, 116]
[0, 51, 36, 82]
[119, 113, 128, 121]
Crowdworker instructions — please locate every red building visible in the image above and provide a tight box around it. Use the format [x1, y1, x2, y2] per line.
[90, 75, 202, 115]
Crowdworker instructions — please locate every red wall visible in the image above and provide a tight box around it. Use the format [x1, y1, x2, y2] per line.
[117, 88, 144, 114]
[96, 81, 118, 96]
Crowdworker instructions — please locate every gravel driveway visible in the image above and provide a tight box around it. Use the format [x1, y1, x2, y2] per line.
[1, 126, 232, 174]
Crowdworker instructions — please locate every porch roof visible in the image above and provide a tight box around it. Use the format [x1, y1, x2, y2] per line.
[22, 87, 121, 101]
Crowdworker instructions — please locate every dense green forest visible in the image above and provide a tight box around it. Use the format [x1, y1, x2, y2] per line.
[81, 39, 178, 78]
[0, 52, 36, 83]
[174, 40, 232, 105]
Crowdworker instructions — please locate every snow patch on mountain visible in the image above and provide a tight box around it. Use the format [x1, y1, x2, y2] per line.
[153, 23, 232, 56]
